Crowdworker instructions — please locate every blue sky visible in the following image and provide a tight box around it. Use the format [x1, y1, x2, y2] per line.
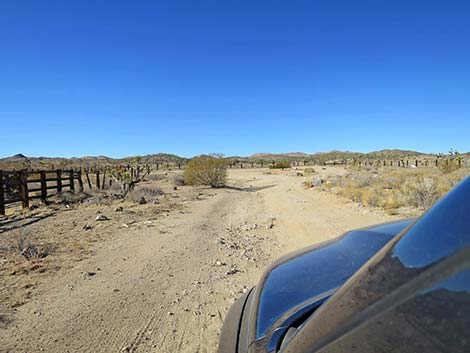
[0, 1, 469, 158]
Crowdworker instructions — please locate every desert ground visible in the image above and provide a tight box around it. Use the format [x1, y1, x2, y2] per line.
[0, 167, 399, 353]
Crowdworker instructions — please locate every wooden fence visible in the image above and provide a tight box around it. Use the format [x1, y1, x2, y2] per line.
[228, 158, 469, 168]
[0, 169, 83, 215]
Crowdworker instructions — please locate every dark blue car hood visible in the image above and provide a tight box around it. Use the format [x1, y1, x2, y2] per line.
[249, 218, 414, 350]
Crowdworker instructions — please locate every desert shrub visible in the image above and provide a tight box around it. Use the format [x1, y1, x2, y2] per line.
[437, 160, 461, 174]
[184, 156, 228, 188]
[49, 191, 90, 205]
[360, 188, 382, 208]
[269, 162, 291, 170]
[12, 232, 49, 260]
[402, 177, 439, 210]
[323, 164, 469, 213]
[146, 173, 166, 181]
[173, 174, 185, 186]
[126, 186, 164, 204]
[349, 173, 373, 188]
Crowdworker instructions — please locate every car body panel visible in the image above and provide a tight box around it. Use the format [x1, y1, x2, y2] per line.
[218, 218, 414, 353]
[282, 176, 470, 353]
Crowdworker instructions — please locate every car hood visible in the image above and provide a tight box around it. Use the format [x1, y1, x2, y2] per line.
[245, 219, 414, 352]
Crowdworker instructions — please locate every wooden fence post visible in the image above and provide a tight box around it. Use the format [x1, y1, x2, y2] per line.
[85, 169, 92, 190]
[57, 170, 62, 193]
[0, 170, 5, 215]
[101, 169, 106, 189]
[77, 170, 84, 192]
[40, 171, 47, 202]
[69, 169, 75, 191]
[96, 170, 100, 189]
[19, 170, 29, 209]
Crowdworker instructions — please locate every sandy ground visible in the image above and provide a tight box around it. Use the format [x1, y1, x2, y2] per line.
[0, 167, 397, 353]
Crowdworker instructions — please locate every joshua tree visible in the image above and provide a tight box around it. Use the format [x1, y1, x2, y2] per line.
[110, 158, 151, 197]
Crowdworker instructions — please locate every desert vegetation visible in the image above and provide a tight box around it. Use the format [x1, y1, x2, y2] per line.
[184, 155, 228, 188]
[319, 164, 468, 214]
[269, 161, 291, 170]
[110, 158, 152, 197]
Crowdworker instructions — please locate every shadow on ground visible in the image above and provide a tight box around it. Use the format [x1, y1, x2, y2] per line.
[224, 184, 275, 192]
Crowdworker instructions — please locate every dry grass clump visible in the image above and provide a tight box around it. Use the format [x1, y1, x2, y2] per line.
[322, 166, 469, 214]
[0, 231, 50, 261]
[438, 159, 461, 174]
[303, 168, 316, 174]
[402, 177, 439, 210]
[146, 173, 167, 182]
[14, 233, 49, 260]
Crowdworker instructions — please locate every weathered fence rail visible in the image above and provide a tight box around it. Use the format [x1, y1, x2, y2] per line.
[0, 169, 83, 215]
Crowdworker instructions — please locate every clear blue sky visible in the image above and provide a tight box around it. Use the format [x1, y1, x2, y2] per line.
[1, 0, 469, 158]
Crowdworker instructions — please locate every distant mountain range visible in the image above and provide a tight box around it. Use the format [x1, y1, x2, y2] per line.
[248, 149, 429, 160]
[0, 149, 466, 169]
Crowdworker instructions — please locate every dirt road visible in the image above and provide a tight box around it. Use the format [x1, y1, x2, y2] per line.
[1, 168, 396, 353]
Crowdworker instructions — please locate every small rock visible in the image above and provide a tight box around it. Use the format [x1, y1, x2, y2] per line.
[95, 214, 109, 221]
[311, 177, 323, 187]
[80, 271, 96, 279]
[114, 206, 124, 212]
[225, 269, 239, 276]
[168, 312, 174, 316]
[138, 196, 147, 205]
[83, 224, 93, 230]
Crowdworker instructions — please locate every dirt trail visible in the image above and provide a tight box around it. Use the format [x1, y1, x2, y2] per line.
[1, 169, 395, 353]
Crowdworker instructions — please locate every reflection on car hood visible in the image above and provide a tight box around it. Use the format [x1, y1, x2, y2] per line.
[256, 219, 414, 338]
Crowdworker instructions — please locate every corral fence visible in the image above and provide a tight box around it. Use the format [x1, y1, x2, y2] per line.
[0, 169, 83, 215]
[228, 158, 470, 169]
[0, 164, 153, 215]
[321, 158, 469, 168]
